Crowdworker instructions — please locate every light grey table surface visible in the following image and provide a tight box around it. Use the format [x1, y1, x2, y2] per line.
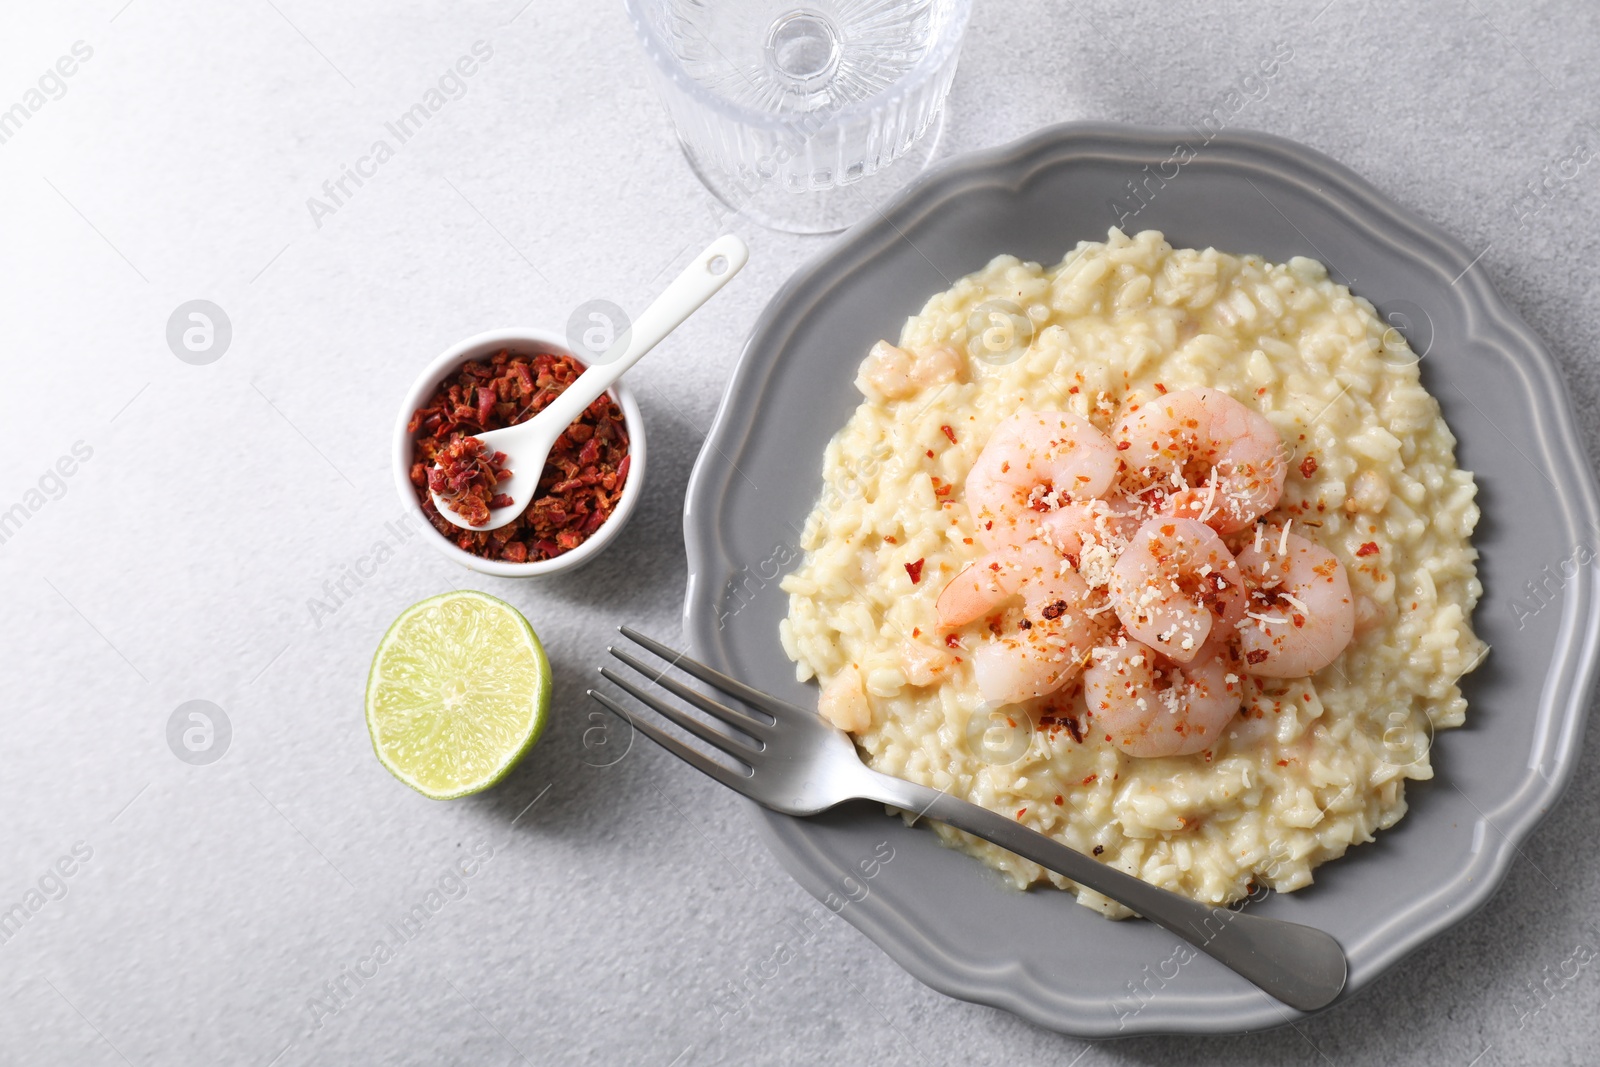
[3, 0, 1598, 1064]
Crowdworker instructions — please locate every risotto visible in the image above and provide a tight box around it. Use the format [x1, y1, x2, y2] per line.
[778, 229, 1484, 918]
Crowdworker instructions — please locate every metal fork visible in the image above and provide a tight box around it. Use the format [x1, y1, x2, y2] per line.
[589, 626, 1348, 1011]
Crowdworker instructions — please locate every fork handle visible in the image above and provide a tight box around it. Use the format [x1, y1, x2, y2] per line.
[864, 776, 1347, 1011]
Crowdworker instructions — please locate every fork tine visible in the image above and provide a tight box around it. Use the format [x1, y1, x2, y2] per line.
[598, 667, 763, 757]
[587, 689, 753, 793]
[617, 626, 796, 718]
[607, 646, 772, 734]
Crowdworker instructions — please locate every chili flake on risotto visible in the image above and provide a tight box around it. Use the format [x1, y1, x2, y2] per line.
[778, 229, 1485, 918]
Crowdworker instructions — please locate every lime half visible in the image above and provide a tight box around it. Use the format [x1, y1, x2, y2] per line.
[365, 590, 551, 799]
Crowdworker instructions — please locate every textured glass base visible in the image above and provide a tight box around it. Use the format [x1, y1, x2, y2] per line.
[682, 109, 947, 235]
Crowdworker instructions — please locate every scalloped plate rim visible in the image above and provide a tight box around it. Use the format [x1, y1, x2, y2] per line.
[680, 121, 1600, 1036]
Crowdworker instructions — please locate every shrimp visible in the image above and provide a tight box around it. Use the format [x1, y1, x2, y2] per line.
[935, 540, 1099, 705]
[965, 411, 1120, 548]
[1113, 387, 1287, 534]
[1107, 517, 1246, 664]
[1084, 638, 1244, 757]
[900, 638, 955, 687]
[1234, 527, 1355, 678]
[937, 540, 1074, 627]
[817, 665, 872, 732]
[855, 341, 965, 400]
[971, 593, 1101, 707]
[1034, 496, 1144, 559]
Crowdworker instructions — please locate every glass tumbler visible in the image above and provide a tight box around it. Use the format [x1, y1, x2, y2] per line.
[624, 0, 972, 234]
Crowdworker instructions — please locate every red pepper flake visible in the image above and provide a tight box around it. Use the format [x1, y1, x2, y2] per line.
[1246, 649, 1269, 665]
[1039, 712, 1086, 744]
[1081, 773, 1097, 785]
[1054, 795, 1064, 805]
[1154, 382, 1168, 394]
[1115, 440, 1131, 450]
[1068, 385, 1080, 394]
[904, 558, 925, 584]
[1357, 541, 1380, 557]
[911, 627, 921, 638]
[409, 349, 630, 562]
[1299, 455, 1318, 479]
[884, 535, 897, 543]
[1016, 808, 1027, 819]
[944, 634, 962, 649]
[425, 436, 513, 527]
[1277, 759, 1290, 766]
[940, 424, 957, 444]
[925, 449, 935, 459]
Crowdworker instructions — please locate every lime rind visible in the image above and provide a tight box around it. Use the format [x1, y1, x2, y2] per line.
[365, 590, 551, 799]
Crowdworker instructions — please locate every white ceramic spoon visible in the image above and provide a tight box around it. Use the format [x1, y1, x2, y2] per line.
[431, 234, 748, 531]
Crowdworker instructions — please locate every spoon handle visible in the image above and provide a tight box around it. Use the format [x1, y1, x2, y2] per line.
[541, 234, 749, 430]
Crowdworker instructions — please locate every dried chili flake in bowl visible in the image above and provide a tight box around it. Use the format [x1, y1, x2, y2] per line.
[427, 436, 513, 528]
[408, 349, 632, 564]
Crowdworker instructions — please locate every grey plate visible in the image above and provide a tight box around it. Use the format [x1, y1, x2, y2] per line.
[680, 123, 1600, 1037]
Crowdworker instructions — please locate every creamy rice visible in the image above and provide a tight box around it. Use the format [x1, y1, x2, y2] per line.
[779, 229, 1484, 917]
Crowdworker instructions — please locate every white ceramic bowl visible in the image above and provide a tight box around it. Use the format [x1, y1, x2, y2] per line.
[392, 326, 646, 578]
